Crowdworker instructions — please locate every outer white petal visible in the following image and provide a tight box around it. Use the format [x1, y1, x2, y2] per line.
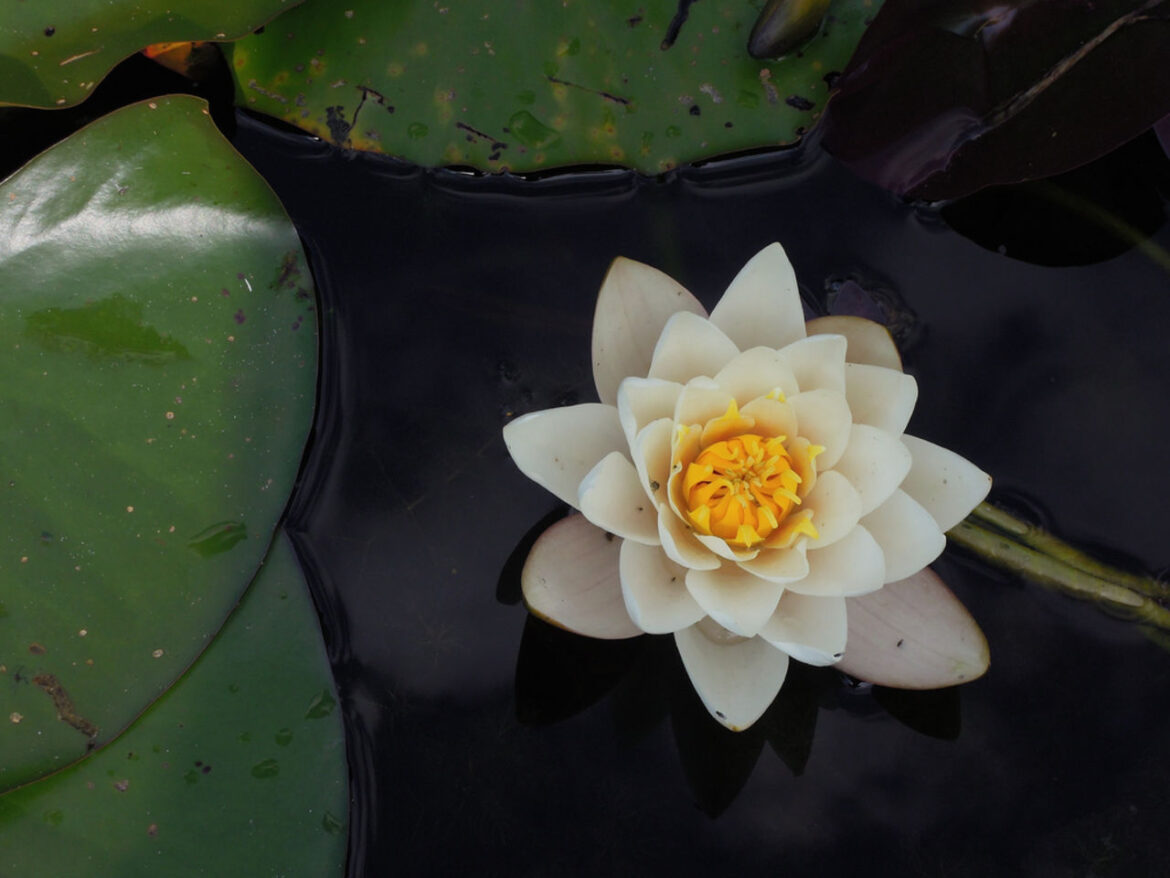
[781, 334, 847, 395]
[862, 489, 946, 582]
[759, 593, 847, 666]
[900, 435, 992, 532]
[712, 346, 800, 404]
[844, 363, 918, 436]
[578, 451, 660, 546]
[521, 514, 642, 639]
[738, 543, 809, 583]
[803, 469, 863, 548]
[648, 312, 740, 383]
[836, 567, 990, 688]
[684, 565, 784, 638]
[675, 625, 789, 730]
[631, 418, 672, 505]
[592, 256, 706, 404]
[789, 525, 886, 597]
[657, 503, 721, 571]
[788, 389, 852, 469]
[504, 403, 625, 509]
[616, 377, 683, 447]
[619, 540, 706, 634]
[831, 424, 913, 516]
[805, 315, 903, 371]
[708, 242, 806, 352]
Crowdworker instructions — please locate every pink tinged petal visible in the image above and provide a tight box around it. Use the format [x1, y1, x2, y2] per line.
[836, 567, 990, 688]
[788, 389, 852, 468]
[578, 451, 661, 547]
[616, 377, 683, 447]
[862, 489, 946, 582]
[657, 503, 720, 571]
[713, 346, 800, 403]
[738, 397, 797, 441]
[503, 403, 625, 509]
[631, 418, 673, 504]
[831, 424, 913, 516]
[673, 379, 734, 428]
[804, 469, 863, 547]
[708, 242, 806, 352]
[619, 540, 706, 634]
[760, 593, 847, 666]
[648, 312, 740, 383]
[684, 564, 784, 638]
[592, 256, 706, 405]
[844, 363, 918, 436]
[674, 625, 790, 731]
[739, 543, 810, 583]
[790, 525, 886, 597]
[900, 435, 992, 532]
[521, 514, 642, 639]
[805, 315, 904, 371]
[694, 532, 760, 563]
[781, 334, 847, 394]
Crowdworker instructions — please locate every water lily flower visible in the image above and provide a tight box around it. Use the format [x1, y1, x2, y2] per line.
[504, 243, 991, 731]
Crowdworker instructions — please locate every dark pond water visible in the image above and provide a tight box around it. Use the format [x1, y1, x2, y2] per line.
[233, 112, 1170, 877]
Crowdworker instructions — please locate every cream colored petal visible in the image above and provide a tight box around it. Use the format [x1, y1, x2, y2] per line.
[803, 469, 863, 548]
[619, 540, 706, 634]
[831, 424, 913, 516]
[503, 403, 625, 509]
[781, 334, 847, 394]
[592, 256, 706, 404]
[836, 567, 990, 687]
[631, 418, 673, 505]
[521, 514, 642, 639]
[694, 532, 760, 563]
[657, 503, 721, 571]
[648, 312, 740, 383]
[712, 346, 800, 404]
[900, 435, 992, 532]
[616, 377, 683, 447]
[844, 363, 918, 436]
[861, 489, 946, 582]
[789, 389, 852, 469]
[805, 315, 903, 371]
[739, 397, 797, 441]
[738, 543, 810, 583]
[759, 593, 847, 666]
[788, 525, 885, 597]
[673, 379, 735, 428]
[674, 625, 789, 731]
[708, 242, 806, 352]
[578, 451, 661, 547]
[685, 564, 784, 638]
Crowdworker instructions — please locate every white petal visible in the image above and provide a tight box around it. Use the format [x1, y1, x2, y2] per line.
[521, 514, 642, 639]
[709, 242, 806, 352]
[673, 380, 734, 427]
[782, 334, 847, 394]
[685, 564, 784, 638]
[712, 346, 799, 404]
[738, 543, 809, 583]
[760, 593, 847, 666]
[844, 363, 918, 436]
[831, 424, 913, 516]
[836, 567, 990, 688]
[631, 418, 672, 505]
[900, 435, 992, 532]
[789, 389, 852, 468]
[803, 470, 863, 547]
[805, 315, 903, 371]
[674, 625, 789, 731]
[616, 377, 682, 447]
[738, 397, 797, 441]
[578, 452, 661, 546]
[789, 525, 886, 597]
[694, 532, 760, 563]
[657, 503, 721, 571]
[619, 540, 706, 634]
[504, 404, 625, 509]
[648, 312, 740, 383]
[592, 256, 706, 404]
[862, 489, 946, 582]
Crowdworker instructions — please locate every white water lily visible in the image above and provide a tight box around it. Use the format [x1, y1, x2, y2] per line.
[504, 243, 991, 731]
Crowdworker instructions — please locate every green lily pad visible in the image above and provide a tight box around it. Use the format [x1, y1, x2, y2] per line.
[0, 533, 349, 877]
[0, 95, 317, 791]
[227, 0, 879, 173]
[0, 0, 305, 109]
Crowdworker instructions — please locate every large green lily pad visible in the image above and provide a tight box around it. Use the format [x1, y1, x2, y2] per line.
[0, 0, 304, 108]
[0, 95, 317, 791]
[0, 533, 349, 877]
[228, 0, 879, 173]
